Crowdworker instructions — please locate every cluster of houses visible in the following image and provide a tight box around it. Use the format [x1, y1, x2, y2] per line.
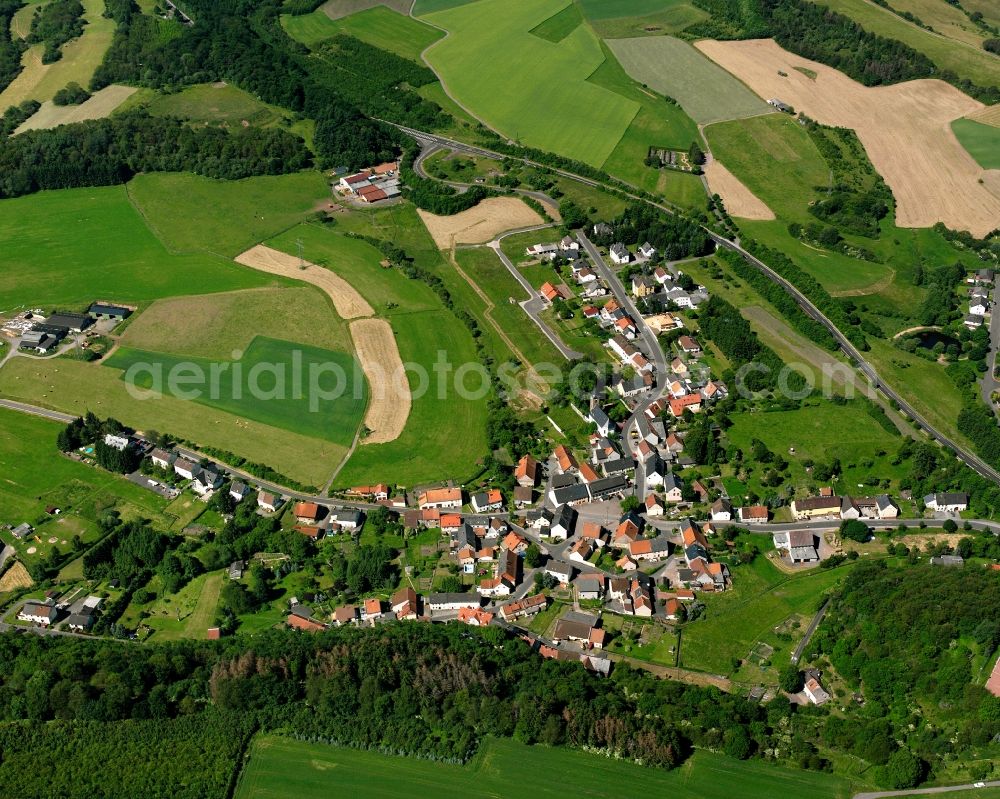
[631, 263, 709, 314]
[964, 268, 994, 329]
[336, 161, 401, 204]
[18, 593, 103, 632]
[788, 489, 910, 521]
[532, 236, 609, 305]
[8, 302, 131, 354]
[149, 447, 225, 497]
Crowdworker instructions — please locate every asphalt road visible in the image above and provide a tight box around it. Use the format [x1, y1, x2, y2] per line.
[487, 228, 583, 360]
[576, 231, 669, 499]
[389, 123, 1000, 487]
[981, 291, 1000, 412]
[853, 782, 1000, 799]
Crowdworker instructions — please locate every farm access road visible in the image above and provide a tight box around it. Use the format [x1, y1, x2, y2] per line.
[391, 123, 1000, 488]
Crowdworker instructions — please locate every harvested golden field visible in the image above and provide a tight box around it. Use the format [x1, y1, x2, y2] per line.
[0, 562, 33, 593]
[695, 38, 1000, 236]
[14, 85, 137, 134]
[235, 245, 374, 319]
[417, 197, 544, 249]
[967, 104, 1000, 128]
[349, 318, 410, 445]
[704, 159, 775, 220]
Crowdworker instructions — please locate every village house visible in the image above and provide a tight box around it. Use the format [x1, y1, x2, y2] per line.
[428, 593, 481, 612]
[551, 504, 578, 541]
[391, 587, 420, 619]
[348, 483, 390, 501]
[773, 530, 819, 563]
[257, 491, 280, 513]
[738, 505, 769, 524]
[628, 536, 671, 562]
[498, 593, 547, 622]
[552, 611, 601, 646]
[553, 444, 578, 474]
[329, 509, 363, 532]
[662, 472, 683, 503]
[287, 605, 328, 633]
[527, 243, 559, 260]
[644, 494, 664, 517]
[545, 561, 574, 585]
[192, 466, 223, 496]
[569, 539, 594, 563]
[639, 242, 656, 260]
[229, 481, 250, 503]
[575, 572, 606, 601]
[470, 489, 504, 513]
[609, 243, 631, 265]
[678, 335, 701, 355]
[579, 522, 607, 548]
[294, 502, 324, 525]
[173, 457, 201, 481]
[514, 454, 539, 487]
[150, 448, 176, 470]
[790, 495, 842, 521]
[711, 498, 733, 522]
[804, 677, 831, 705]
[632, 275, 656, 298]
[362, 597, 385, 623]
[669, 394, 702, 417]
[418, 487, 463, 510]
[18, 599, 56, 626]
[924, 492, 969, 513]
[513, 486, 534, 508]
[332, 605, 359, 627]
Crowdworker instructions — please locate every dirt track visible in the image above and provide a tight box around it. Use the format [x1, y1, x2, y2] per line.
[418, 197, 543, 249]
[235, 245, 374, 319]
[695, 38, 1000, 236]
[234, 245, 409, 444]
[349, 318, 411, 444]
[704, 159, 775, 220]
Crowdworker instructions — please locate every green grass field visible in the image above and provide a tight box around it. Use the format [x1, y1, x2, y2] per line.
[885, 0, 989, 47]
[143, 82, 292, 127]
[141, 570, 224, 640]
[236, 735, 855, 799]
[104, 336, 366, 446]
[127, 171, 331, 258]
[283, 5, 443, 61]
[421, 0, 639, 167]
[724, 401, 910, 500]
[0, 185, 280, 310]
[606, 36, 771, 125]
[952, 118, 1000, 169]
[807, 0, 1000, 88]
[0, 355, 348, 488]
[529, 2, 583, 42]
[268, 214, 490, 487]
[705, 114, 828, 222]
[119, 286, 353, 358]
[579, 0, 683, 19]
[587, 40, 702, 196]
[0, 407, 169, 564]
[680, 556, 848, 676]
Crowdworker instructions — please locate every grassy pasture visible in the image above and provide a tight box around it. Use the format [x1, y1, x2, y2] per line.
[529, 2, 582, 42]
[587, 41, 702, 196]
[0, 407, 169, 560]
[144, 83, 292, 127]
[0, 355, 347, 487]
[0, 185, 280, 311]
[952, 118, 1000, 169]
[0, 0, 116, 108]
[422, 0, 639, 167]
[606, 36, 770, 125]
[13, 84, 136, 133]
[807, 0, 1000, 88]
[236, 735, 855, 799]
[681, 555, 848, 677]
[141, 570, 224, 641]
[127, 171, 331, 258]
[119, 287, 353, 358]
[283, 5, 443, 61]
[412, 0, 478, 14]
[587, 3, 708, 38]
[104, 336, 366, 447]
[333, 309, 490, 488]
[884, 0, 989, 47]
[961, 0, 1000, 28]
[724, 402, 910, 499]
[269, 212, 490, 487]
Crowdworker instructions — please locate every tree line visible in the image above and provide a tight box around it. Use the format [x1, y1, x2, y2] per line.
[27, 0, 85, 64]
[0, 111, 311, 199]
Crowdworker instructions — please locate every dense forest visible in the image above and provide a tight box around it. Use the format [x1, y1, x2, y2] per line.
[0, 0, 24, 93]
[691, 0, 999, 104]
[812, 561, 1000, 785]
[0, 111, 311, 198]
[0, 622, 795, 793]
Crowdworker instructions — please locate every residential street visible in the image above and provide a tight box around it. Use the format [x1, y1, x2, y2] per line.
[487, 230, 583, 360]
[980, 289, 1000, 413]
[852, 782, 1000, 799]
[576, 230, 669, 499]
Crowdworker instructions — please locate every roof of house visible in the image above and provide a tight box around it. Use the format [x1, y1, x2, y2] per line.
[294, 502, 322, 520]
[419, 487, 462, 505]
[793, 496, 842, 511]
[514, 454, 538, 481]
